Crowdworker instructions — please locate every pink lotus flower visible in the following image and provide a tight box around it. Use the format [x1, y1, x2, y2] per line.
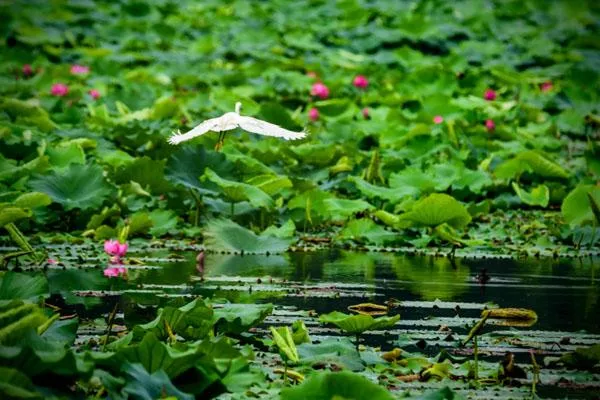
[50, 83, 69, 97]
[89, 89, 100, 100]
[47, 258, 58, 265]
[309, 107, 319, 121]
[353, 75, 368, 89]
[104, 239, 128, 258]
[433, 115, 444, 124]
[23, 64, 33, 77]
[485, 119, 495, 132]
[70, 64, 90, 75]
[310, 82, 329, 99]
[362, 107, 370, 119]
[103, 266, 127, 278]
[540, 81, 553, 92]
[484, 89, 496, 101]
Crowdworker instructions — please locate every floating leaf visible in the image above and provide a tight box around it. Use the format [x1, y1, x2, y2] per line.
[319, 311, 399, 334]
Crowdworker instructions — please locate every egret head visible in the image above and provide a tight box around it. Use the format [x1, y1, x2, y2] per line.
[235, 102, 242, 114]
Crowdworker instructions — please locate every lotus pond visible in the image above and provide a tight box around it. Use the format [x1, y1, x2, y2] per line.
[1, 0, 600, 399]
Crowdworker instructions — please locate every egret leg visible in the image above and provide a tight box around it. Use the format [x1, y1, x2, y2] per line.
[214, 131, 225, 151]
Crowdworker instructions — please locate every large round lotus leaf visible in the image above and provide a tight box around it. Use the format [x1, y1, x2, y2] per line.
[29, 164, 111, 210]
[399, 193, 471, 229]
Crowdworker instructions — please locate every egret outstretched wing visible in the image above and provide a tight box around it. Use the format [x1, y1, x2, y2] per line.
[237, 116, 307, 140]
[168, 116, 228, 145]
[167, 102, 307, 147]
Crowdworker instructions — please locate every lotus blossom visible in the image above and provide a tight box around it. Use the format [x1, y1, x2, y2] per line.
[309, 107, 319, 121]
[104, 239, 128, 258]
[51, 83, 69, 97]
[484, 89, 496, 101]
[353, 75, 368, 89]
[89, 89, 101, 100]
[103, 266, 127, 278]
[47, 258, 58, 265]
[485, 119, 495, 132]
[310, 82, 329, 99]
[22, 64, 33, 77]
[433, 115, 444, 124]
[362, 107, 370, 119]
[540, 81, 553, 92]
[70, 64, 90, 74]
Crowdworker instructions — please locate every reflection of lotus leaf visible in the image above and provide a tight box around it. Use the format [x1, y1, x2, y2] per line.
[206, 254, 290, 277]
[393, 256, 470, 301]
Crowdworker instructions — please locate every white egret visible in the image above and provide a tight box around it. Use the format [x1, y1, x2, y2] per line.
[168, 102, 307, 150]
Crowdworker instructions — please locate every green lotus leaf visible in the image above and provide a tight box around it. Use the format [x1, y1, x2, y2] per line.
[29, 164, 111, 210]
[0, 366, 42, 399]
[115, 157, 171, 195]
[165, 146, 233, 194]
[203, 218, 292, 253]
[561, 185, 600, 226]
[13, 192, 52, 209]
[280, 371, 394, 400]
[213, 303, 273, 335]
[399, 193, 471, 229]
[270, 326, 300, 363]
[0, 273, 49, 304]
[245, 174, 293, 196]
[0, 207, 31, 228]
[512, 182, 550, 207]
[204, 168, 273, 209]
[319, 311, 399, 334]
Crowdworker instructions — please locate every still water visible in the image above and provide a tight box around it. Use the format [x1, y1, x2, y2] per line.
[96, 249, 600, 334]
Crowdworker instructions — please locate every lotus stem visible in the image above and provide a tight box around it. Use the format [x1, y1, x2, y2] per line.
[473, 335, 478, 380]
[102, 299, 119, 351]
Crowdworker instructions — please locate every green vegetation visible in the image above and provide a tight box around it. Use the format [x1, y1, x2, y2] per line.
[0, 0, 599, 255]
[1, 0, 600, 398]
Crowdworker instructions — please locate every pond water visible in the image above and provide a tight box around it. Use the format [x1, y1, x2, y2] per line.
[36, 248, 599, 334]
[5, 246, 600, 398]
[95, 250, 598, 333]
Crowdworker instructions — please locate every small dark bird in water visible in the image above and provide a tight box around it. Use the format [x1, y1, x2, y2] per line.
[500, 351, 527, 380]
[475, 268, 490, 284]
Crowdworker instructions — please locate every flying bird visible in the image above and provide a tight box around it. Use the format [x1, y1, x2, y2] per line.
[168, 102, 307, 150]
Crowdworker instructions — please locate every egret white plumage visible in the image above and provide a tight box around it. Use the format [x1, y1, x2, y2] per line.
[168, 102, 307, 150]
